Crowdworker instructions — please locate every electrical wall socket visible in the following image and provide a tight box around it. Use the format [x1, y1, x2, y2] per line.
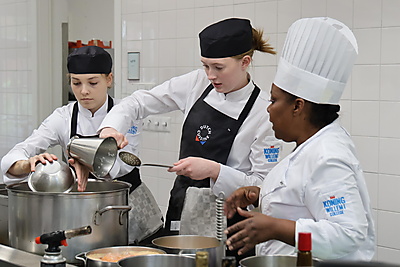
[142, 116, 171, 132]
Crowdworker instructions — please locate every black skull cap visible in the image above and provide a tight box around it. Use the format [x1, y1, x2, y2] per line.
[199, 18, 253, 58]
[67, 46, 112, 74]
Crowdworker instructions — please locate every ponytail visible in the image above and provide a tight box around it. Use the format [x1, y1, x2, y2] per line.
[252, 28, 276, 55]
[233, 28, 276, 60]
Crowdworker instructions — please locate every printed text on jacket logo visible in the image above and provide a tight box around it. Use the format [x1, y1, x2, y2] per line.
[323, 196, 347, 217]
[195, 125, 211, 145]
[264, 146, 280, 162]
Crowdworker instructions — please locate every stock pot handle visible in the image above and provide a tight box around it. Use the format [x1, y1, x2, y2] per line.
[178, 251, 196, 259]
[75, 251, 87, 264]
[94, 205, 132, 225]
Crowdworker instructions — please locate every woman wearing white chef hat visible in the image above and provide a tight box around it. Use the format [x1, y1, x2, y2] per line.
[224, 17, 376, 261]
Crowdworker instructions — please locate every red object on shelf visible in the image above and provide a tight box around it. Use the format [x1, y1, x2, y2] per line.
[68, 39, 112, 49]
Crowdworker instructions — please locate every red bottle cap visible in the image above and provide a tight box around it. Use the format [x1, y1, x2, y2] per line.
[298, 232, 312, 251]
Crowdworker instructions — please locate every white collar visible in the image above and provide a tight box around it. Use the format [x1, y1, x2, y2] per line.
[289, 119, 340, 161]
[77, 96, 109, 118]
[218, 79, 254, 102]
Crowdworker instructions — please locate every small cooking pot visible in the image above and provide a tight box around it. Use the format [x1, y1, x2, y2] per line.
[152, 235, 224, 267]
[118, 254, 196, 267]
[239, 255, 320, 267]
[75, 246, 166, 267]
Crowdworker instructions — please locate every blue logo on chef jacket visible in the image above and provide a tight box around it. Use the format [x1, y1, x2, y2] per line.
[127, 125, 138, 135]
[323, 196, 347, 217]
[195, 125, 211, 145]
[264, 146, 280, 162]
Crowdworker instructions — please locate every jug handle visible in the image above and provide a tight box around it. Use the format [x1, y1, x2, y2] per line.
[94, 205, 132, 225]
[75, 251, 87, 264]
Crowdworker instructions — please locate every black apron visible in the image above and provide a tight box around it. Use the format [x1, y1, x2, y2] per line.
[164, 83, 260, 263]
[70, 95, 141, 192]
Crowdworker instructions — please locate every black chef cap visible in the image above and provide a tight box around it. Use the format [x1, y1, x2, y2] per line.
[67, 46, 112, 74]
[199, 18, 253, 58]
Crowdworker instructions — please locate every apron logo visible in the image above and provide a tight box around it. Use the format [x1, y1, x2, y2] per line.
[323, 196, 347, 217]
[195, 125, 212, 145]
[264, 146, 280, 162]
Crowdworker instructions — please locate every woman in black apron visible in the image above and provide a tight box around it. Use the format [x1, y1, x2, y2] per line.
[167, 84, 261, 262]
[2, 45, 134, 185]
[2, 46, 163, 245]
[66, 46, 142, 192]
[98, 18, 281, 264]
[67, 46, 164, 245]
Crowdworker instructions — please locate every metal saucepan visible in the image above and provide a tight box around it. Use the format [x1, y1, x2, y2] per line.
[75, 246, 166, 267]
[239, 255, 320, 267]
[118, 254, 196, 267]
[152, 235, 224, 267]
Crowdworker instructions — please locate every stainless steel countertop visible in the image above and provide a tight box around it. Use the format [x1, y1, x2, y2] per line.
[0, 244, 76, 267]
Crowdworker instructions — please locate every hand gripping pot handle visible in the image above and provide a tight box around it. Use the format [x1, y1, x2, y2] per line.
[94, 205, 132, 226]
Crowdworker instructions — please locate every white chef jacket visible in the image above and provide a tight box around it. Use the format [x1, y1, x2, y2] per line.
[99, 69, 282, 197]
[1, 96, 141, 185]
[258, 120, 375, 261]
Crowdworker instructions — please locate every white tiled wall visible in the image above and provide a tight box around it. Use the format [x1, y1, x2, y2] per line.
[116, 0, 400, 263]
[0, 0, 35, 183]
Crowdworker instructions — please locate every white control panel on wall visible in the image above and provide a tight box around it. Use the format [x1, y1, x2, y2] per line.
[143, 115, 171, 132]
[128, 52, 140, 80]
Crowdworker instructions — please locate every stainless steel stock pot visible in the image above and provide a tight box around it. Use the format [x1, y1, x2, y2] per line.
[7, 180, 131, 264]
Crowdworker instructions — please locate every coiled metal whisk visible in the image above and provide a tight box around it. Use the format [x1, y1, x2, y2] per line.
[216, 191, 226, 242]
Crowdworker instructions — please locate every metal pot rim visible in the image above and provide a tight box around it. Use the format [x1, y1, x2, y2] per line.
[80, 246, 166, 262]
[152, 235, 221, 249]
[239, 255, 321, 266]
[6, 180, 131, 195]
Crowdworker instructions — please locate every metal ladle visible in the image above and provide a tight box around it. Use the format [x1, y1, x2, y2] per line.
[119, 151, 173, 168]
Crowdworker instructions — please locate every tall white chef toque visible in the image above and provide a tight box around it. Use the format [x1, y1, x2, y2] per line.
[273, 17, 358, 104]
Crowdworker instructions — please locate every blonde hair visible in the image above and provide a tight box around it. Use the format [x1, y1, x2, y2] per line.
[233, 28, 276, 59]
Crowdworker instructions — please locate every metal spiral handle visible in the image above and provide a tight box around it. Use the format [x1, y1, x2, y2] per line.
[216, 191, 226, 242]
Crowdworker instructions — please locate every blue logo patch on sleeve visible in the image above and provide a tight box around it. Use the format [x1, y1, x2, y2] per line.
[264, 146, 280, 162]
[323, 196, 346, 216]
[127, 125, 138, 135]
